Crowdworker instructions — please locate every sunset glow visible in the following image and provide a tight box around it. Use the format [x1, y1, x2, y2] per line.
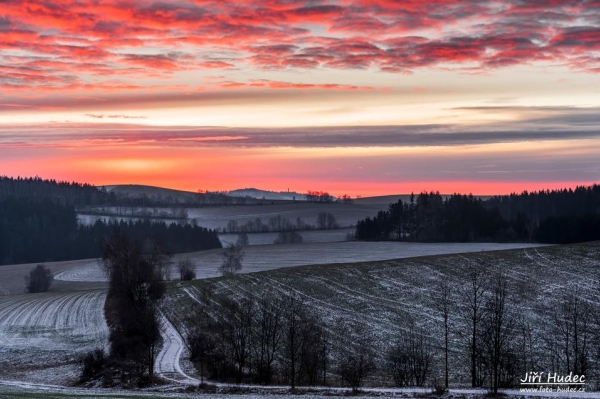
[2, 1, 600, 195]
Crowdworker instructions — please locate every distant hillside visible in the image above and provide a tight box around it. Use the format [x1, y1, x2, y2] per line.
[227, 187, 307, 201]
[103, 184, 293, 206]
[355, 194, 491, 205]
[354, 194, 413, 205]
[0, 176, 114, 206]
[103, 184, 202, 204]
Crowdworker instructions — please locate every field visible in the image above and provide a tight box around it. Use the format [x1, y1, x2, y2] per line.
[163, 242, 600, 388]
[51, 242, 544, 282]
[218, 228, 354, 246]
[77, 202, 387, 231]
[0, 260, 107, 296]
[0, 241, 598, 398]
[0, 290, 108, 385]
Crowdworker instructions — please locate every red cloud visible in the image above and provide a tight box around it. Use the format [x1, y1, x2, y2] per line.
[1, 0, 600, 96]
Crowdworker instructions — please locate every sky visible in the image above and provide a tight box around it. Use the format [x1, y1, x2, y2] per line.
[1, 0, 600, 196]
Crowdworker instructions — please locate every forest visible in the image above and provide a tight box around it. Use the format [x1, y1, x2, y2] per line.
[0, 197, 221, 265]
[355, 186, 600, 244]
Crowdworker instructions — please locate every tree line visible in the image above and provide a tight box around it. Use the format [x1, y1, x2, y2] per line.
[355, 187, 600, 244]
[0, 197, 221, 265]
[0, 175, 116, 206]
[0, 175, 238, 208]
[225, 212, 339, 234]
[185, 289, 377, 390]
[355, 192, 522, 242]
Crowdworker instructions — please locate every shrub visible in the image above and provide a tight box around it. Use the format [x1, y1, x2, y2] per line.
[25, 264, 54, 293]
[80, 349, 105, 382]
[178, 258, 196, 281]
[274, 231, 303, 244]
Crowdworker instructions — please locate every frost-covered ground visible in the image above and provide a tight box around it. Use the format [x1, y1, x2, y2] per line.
[1, 243, 598, 398]
[218, 228, 354, 246]
[78, 202, 386, 231]
[0, 259, 106, 295]
[54, 241, 544, 283]
[0, 290, 109, 385]
[2, 380, 596, 399]
[164, 242, 600, 390]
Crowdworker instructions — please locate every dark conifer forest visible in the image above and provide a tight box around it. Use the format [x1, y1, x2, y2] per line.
[0, 177, 221, 265]
[355, 185, 600, 244]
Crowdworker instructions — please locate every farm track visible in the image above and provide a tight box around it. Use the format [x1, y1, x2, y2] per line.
[155, 311, 200, 385]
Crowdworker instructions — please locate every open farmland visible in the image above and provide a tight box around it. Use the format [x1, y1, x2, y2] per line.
[78, 202, 386, 232]
[0, 290, 109, 385]
[53, 241, 544, 283]
[0, 260, 108, 295]
[163, 242, 600, 388]
[218, 228, 354, 246]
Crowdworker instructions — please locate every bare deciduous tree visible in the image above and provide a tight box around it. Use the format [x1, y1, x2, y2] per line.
[553, 286, 591, 376]
[337, 321, 376, 391]
[480, 271, 515, 394]
[251, 293, 283, 384]
[459, 262, 488, 387]
[219, 244, 244, 276]
[274, 231, 303, 244]
[387, 325, 433, 387]
[282, 292, 306, 390]
[237, 232, 250, 246]
[317, 212, 339, 230]
[177, 258, 196, 281]
[434, 278, 452, 389]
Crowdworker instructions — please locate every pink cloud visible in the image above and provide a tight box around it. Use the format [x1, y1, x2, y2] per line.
[1, 0, 600, 96]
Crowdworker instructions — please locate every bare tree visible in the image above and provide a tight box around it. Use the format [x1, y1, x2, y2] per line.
[459, 262, 488, 387]
[145, 240, 171, 281]
[282, 292, 306, 390]
[251, 293, 283, 384]
[227, 220, 239, 233]
[387, 325, 433, 387]
[274, 231, 303, 244]
[553, 286, 591, 375]
[219, 244, 244, 276]
[221, 296, 254, 384]
[237, 232, 250, 246]
[434, 278, 452, 389]
[480, 271, 515, 394]
[177, 258, 196, 281]
[317, 212, 339, 230]
[337, 321, 376, 391]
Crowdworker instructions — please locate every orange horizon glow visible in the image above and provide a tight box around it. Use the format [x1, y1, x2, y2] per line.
[3, 167, 596, 199]
[2, 1, 600, 194]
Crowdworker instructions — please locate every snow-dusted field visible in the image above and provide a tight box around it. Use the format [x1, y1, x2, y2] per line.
[54, 241, 545, 283]
[2, 379, 595, 398]
[54, 260, 107, 282]
[0, 259, 105, 295]
[218, 228, 354, 246]
[0, 290, 109, 384]
[78, 202, 386, 231]
[164, 242, 600, 389]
